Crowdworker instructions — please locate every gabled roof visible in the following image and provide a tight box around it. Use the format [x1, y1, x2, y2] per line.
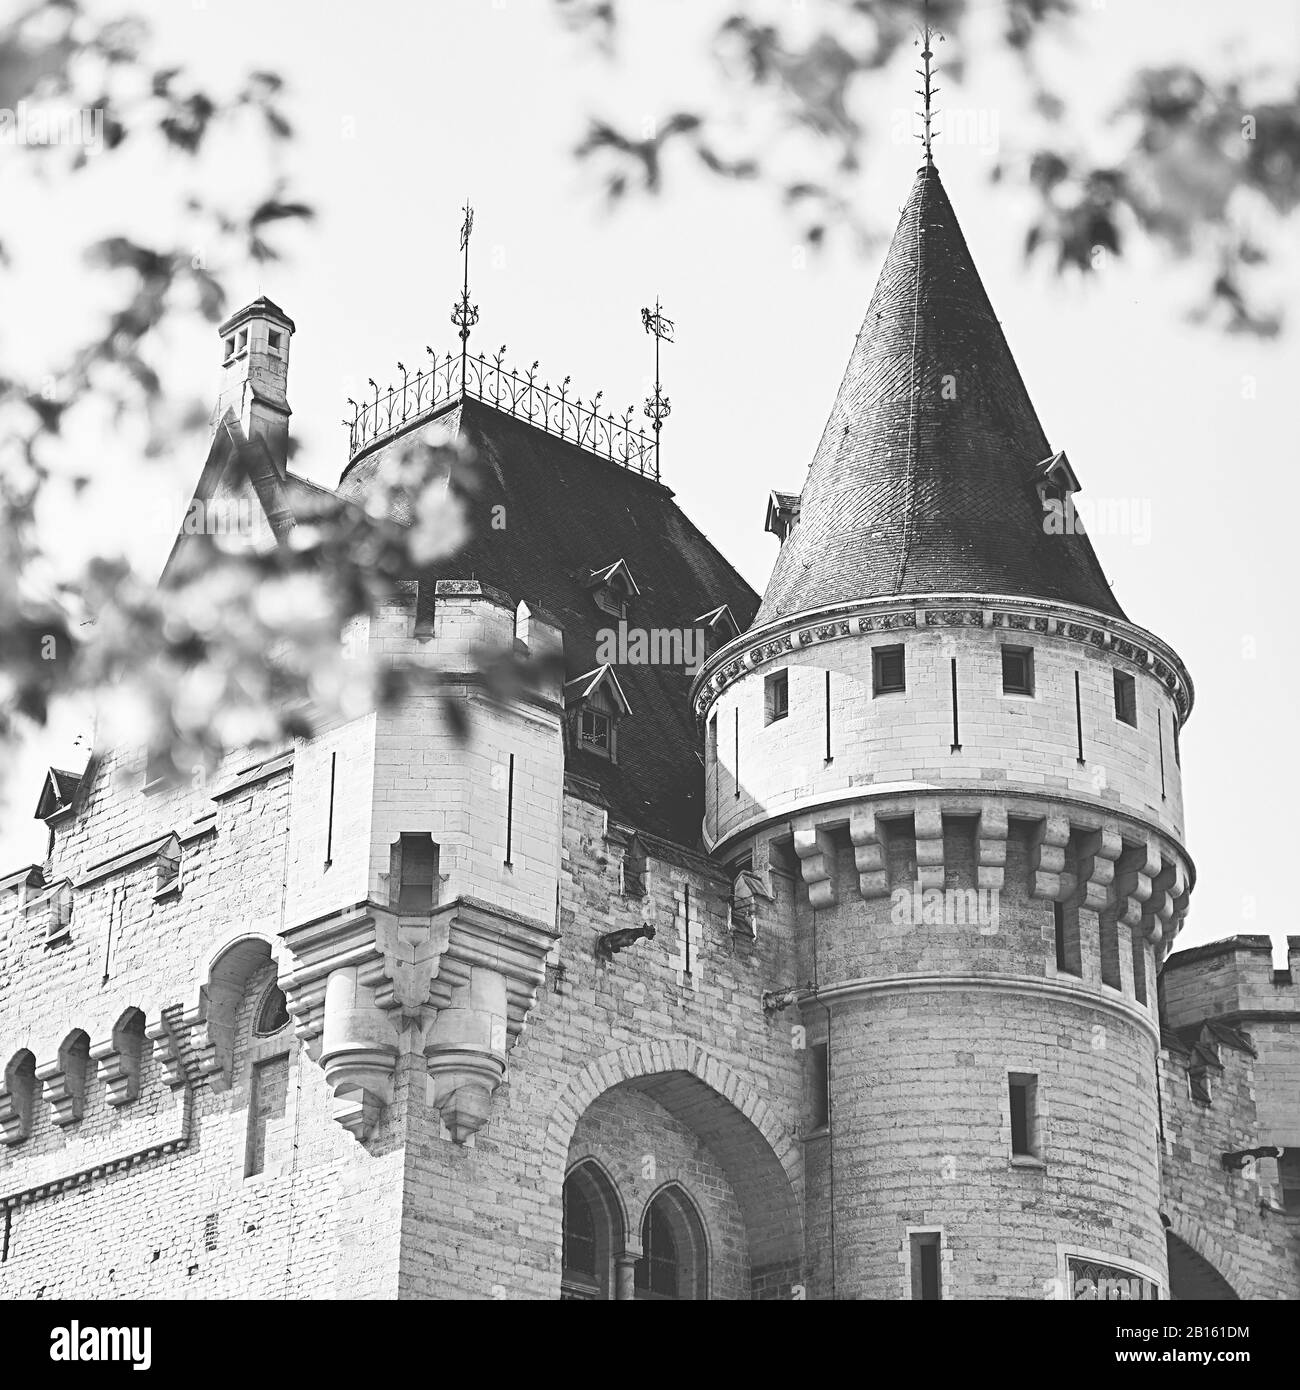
[757, 162, 1126, 624]
[1033, 450, 1080, 494]
[35, 767, 84, 821]
[564, 664, 633, 716]
[585, 558, 641, 597]
[340, 397, 758, 844]
[695, 603, 741, 638]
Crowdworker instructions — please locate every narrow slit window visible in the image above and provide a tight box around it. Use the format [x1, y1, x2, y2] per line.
[1054, 900, 1082, 977]
[1009, 1073, 1039, 1158]
[1113, 670, 1137, 727]
[873, 644, 906, 696]
[910, 1232, 942, 1300]
[764, 669, 789, 725]
[1002, 646, 1034, 696]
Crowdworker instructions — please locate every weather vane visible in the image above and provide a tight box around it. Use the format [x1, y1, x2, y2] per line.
[451, 200, 479, 377]
[641, 297, 674, 473]
[915, 6, 944, 164]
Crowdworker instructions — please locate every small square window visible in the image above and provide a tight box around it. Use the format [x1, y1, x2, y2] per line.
[1002, 646, 1034, 696]
[764, 669, 789, 725]
[1113, 670, 1137, 727]
[1009, 1073, 1039, 1158]
[223, 336, 236, 359]
[267, 330, 282, 353]
[873, 644, 906, 696]
[580, 708, 613, 756]
[910, 1232, 942, 1300]
[236, 328, 248, 352]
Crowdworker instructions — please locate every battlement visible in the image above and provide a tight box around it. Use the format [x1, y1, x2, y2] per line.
[1160, 935, 1300, 1030]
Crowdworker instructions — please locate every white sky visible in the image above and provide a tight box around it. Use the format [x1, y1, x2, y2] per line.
[3, 0, 1298, 953]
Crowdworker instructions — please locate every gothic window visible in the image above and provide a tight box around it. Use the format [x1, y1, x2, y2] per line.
[634, 1186, 708, 1300]
[255, 983, 291, 1036]
[562, 1161, 623, 1300]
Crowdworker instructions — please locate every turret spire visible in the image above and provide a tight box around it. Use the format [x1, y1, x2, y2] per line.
[915, 11, 943, 164]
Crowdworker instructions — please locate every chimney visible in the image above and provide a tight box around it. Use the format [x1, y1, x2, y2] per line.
[215, 296, 295, 472]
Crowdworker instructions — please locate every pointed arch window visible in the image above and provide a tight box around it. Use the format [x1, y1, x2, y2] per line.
[634, 1185, 708, 1300]
[562, 1161, 623, 1300]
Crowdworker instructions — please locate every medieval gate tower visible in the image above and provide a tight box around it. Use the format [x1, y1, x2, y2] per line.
[692, 157, 1194, 1298]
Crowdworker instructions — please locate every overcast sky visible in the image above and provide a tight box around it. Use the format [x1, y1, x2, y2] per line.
[4, 0, 1298, 954]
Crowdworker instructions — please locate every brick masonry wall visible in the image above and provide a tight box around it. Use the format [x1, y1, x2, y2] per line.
[1160, 1040, 1300, 1300]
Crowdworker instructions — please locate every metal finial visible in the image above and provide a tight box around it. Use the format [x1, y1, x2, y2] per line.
[640, 296, 674, 474]
[451, 200, 480, 381]
[915, 10, 944, 164]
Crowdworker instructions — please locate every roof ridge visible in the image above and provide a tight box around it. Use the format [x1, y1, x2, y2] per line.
[895, 164, 932, 593]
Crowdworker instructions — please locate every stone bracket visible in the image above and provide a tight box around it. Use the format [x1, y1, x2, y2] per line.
[976, 805, 1008, 892]
[849, 808, 889, 900]
[793, 824, 836, 908]
[1030, 815, 1073, 900]
[1075, 825, 1123, 911]
[913, 807, 945, 890]
[1113, 839, 1162, 930]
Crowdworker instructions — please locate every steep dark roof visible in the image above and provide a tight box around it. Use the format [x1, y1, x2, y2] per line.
[757, 162, 1125, 625]
[341, 399, 758, 845]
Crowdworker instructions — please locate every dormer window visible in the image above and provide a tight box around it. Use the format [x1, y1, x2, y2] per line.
[1032, 451, 1081, 513]
[765, 491, 801, 542]
[565, 665, 632, 764]
[695, 604, 742, 659]
[586, 560, 640, 620]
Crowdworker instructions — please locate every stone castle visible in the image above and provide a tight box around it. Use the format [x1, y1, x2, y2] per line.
[1, 158, 1297, 1300]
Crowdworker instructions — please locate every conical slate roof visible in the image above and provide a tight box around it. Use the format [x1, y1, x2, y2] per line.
[756, 162, 1125, 624]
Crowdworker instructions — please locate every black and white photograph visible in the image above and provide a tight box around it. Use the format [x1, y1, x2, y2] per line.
[0, 0, 1297, 1341]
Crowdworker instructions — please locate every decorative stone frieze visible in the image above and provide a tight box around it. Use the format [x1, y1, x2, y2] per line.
[691, 593, 1194, 725]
